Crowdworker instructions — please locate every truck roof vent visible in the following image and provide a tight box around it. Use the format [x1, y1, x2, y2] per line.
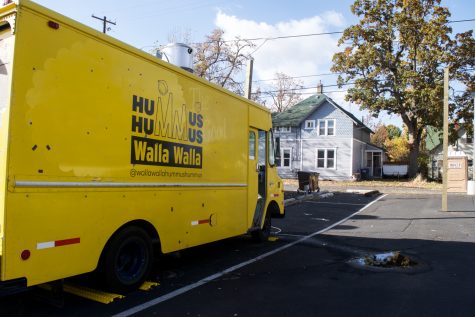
[156, 43, 194, 73]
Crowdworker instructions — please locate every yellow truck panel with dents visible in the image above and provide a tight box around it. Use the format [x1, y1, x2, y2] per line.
[0, 0, 284, 294]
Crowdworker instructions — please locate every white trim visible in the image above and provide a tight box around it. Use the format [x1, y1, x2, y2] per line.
[304, 120, 315, 129]
[279, 126, 291, 133]
[364, 150, 383, 178]
[281, 148, 292, 168]
[317, 119, 336, 136]
[327, 119, 336, 136]
[15, 181, 247, 188]
[315, 148, 337, 169]
[317, 119, 324, 136]
[299, 136, 303, 170]
[351, 138, 354, 174]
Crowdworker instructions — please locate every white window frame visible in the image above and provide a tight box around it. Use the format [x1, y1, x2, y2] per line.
[279, 126, 291, 133]
[315, 148, 337, 169]
[304, 120, 315, 130]
[281, 148, 292, 168]
[317, 119, 336, 136]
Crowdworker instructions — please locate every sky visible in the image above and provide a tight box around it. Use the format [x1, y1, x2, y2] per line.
[33, 0, 475, 128]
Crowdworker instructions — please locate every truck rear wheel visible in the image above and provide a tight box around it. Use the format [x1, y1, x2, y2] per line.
[100, 227, 153, 293]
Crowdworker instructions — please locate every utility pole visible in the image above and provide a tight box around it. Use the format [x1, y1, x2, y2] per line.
[244, 58, 254, 100]
[442, 67, 449, 211]
[91, 15, 116, 34]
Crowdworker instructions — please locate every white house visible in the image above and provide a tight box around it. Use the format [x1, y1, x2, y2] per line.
[272, 91, 383, 180]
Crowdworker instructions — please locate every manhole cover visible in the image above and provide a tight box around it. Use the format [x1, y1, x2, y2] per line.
[348, 251, 427, 273]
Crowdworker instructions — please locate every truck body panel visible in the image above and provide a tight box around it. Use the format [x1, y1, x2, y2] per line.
[0, 0, 283, 289]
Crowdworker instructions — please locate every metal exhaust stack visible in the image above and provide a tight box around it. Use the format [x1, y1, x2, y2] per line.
[157, 43, 194, 73]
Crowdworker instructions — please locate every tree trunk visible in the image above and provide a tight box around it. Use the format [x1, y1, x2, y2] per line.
[407, 142, 420, 178]
[407, 126, 422, 178]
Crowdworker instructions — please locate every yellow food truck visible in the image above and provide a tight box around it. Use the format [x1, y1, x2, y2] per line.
[0, 0, 284, 294]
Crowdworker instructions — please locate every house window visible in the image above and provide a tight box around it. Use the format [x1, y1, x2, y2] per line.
[316, 149, 336, 169]
[318, 120, 325, 135]
[467, 134, 473, 143]
[279, 126, 291, 133]
[327, 120, 335, 136]
[281, 148, 291, 168]
[305, 120, 315, 129]
[318, 119, 336, 136]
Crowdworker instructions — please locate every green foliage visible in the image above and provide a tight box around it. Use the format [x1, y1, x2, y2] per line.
[386, 124, 402, 139]
[417, 152, 429, 178]
[332, 0, 474, 176]
[384, 136, 410, 162]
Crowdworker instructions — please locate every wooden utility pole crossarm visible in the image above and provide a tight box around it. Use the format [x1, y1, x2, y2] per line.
[91, 15, 116, 34]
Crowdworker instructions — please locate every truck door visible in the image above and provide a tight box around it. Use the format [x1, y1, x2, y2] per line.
[248, 129, 267, 229]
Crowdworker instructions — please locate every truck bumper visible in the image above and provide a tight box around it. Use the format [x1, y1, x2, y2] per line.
[0, 277, 27, 296]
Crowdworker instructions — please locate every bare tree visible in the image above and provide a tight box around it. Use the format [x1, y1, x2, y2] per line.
[193, 28, 254, 95]
[167, 27, 192, 44]
[263, 72, 303, 112]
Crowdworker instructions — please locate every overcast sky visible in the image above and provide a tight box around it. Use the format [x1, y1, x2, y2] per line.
[34, 0, 475, 127]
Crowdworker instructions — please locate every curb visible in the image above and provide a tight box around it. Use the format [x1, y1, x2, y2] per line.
[345, 189, 381, 197]
[284, 190, 334, 207]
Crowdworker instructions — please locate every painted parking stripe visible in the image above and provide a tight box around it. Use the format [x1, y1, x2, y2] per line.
[36, 237, 81, 250]
[113, 194, 387, 317]
[306, 201, 367, 206]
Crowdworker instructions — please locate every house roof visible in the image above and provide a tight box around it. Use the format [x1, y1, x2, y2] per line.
[272, 93, 372, 133]
[426, 124, 467, 152]
[425, 126, 443, 152]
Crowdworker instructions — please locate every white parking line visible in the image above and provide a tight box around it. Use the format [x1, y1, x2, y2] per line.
[306, 201, 367, 206]
[112, 194, 388, 317]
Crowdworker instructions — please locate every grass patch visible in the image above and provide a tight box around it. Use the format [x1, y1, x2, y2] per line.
[283, 178, 442, 190]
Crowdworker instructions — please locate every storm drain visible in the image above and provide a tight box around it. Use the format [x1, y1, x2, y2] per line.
[348, 251, 424, 272]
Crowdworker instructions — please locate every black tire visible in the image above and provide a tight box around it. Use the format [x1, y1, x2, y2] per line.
[100, 227, 153, 293]
[251, 211, 271, 242]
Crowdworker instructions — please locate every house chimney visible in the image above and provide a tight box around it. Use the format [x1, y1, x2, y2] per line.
[316, 81, 323, 95]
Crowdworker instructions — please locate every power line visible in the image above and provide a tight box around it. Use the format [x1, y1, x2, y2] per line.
[252, 89, 348, 96]
[253, 72, 342, 83]
[448, 18, 475, 23]
[190, 17, 474, 45]
[252, 67, 474, 85]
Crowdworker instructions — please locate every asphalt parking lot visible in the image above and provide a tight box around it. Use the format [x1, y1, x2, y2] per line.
[2, 192, 475, 317]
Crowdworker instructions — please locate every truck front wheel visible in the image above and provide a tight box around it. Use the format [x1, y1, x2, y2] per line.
[251, 211, 271, 242]
[100, 227, 153, 293]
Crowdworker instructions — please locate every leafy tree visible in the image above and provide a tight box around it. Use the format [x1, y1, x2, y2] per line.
[386, 124, 402, 139]
[332, 0, 475, 177]
[261, 72, 304, 112]
[385, 136, 410, 162]
[371, 124, 388, 148]
[193, 28, 254, 95]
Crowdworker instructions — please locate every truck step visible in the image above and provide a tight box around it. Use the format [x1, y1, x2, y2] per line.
[63, 283, 124, 304]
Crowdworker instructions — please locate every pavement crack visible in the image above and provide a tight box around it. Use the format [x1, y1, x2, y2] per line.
[402, 219, 414, 232]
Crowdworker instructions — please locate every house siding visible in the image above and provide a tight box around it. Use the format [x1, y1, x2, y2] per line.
[353, 139, 364, 174]
[299, 101, 354, 180]
[353, 124, 371, 143]
[301, 138, 353, 179]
